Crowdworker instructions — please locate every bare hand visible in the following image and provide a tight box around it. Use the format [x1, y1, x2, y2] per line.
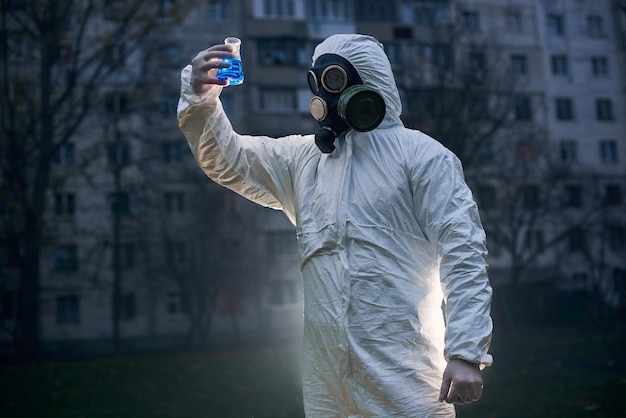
[190, 45, 234, 93]
[438, 358, 483, 404]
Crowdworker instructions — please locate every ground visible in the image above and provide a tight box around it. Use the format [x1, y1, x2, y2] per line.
[0, 325, 624, 418]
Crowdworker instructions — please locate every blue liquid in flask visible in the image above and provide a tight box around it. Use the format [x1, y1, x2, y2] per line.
[217, 58, 244, 86]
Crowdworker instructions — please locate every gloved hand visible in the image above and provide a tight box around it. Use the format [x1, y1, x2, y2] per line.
[190, 44, 233, 93]
[438, 358, 483, 404]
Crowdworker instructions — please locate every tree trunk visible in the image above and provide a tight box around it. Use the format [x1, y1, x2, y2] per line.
[18, 224, 40, 361]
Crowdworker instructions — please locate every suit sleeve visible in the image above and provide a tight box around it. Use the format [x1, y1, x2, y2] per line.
[177, 65, 304, 224]
[412, 142, 493, 368]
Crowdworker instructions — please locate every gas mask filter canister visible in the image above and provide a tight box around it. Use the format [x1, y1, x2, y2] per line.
[308, 54, 386, 153]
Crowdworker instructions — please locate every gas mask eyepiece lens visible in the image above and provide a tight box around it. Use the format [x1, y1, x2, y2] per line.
[321, 65, 348, 93]
[307, 70, 318, 93]
[308, 65, 349, 94]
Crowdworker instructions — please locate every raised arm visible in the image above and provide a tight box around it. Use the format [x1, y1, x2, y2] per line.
[177, 46, 309, 223]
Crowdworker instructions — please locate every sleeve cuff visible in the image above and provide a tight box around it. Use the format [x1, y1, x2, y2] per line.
[177, 65, 223, 118]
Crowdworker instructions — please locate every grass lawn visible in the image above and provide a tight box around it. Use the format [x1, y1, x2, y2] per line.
[1, 326, 624, 418]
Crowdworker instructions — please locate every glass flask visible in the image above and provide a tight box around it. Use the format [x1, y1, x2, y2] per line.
[216, 37, 244, 86]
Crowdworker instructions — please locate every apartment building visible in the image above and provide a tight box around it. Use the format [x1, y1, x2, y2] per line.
[2, 0, 624, 353]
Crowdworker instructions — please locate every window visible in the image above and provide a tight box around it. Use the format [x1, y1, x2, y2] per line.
[259, 88, 296, 113]
[477, 185, 497, 210]
[0, 246, 18, 269]
[257, 38, 308, 66]
[613, 269, 626, 294]
[551, 55, 569, 76]
[162, 141, 183, 164]
[510, 54, 527, 75]
[269, 232, 295, 257]
[208, 0, 230, 22]
[521, 184, 540, 209]
[55, 245, 78, 272]
[104, 0, 125, 20]
[559, 140, 578, 162]
[104, 42, 126, 69]
[0, 291, 18, 320]
[432, 4, 450, 26]
[220, 238, 239, 258]
[165, 240, 187, 266]
[599, 140, 618, 163]
[514, 95, 532, 120]
[411, 44, 451, 69]
[517, 139, 538, 162]
[114, 292, 136, 320]
[157, 0, 176, 20]
[159, 91, 179, 117]
[393, 27, 413, 39]
[7, 29, 26, 61]
[591, 56, 608, 77]
[524, 229, 544, 250]
[463, 11, 481, 32]
[54, 142, 75, 166]
[268, 281, 298, 306]
[505, 11, 523, 32]
[254, 0, 302, 19]
[555, 98, 574, 120]
[56, 295, 80, 324]
[105, 91, 128, 114]
[562, 185, 583, 207]
[107, 140, 131, 166]
[156, 44, 182, 69]
[164, 191, 185, 214]
[384, 42, 403, 67]
[587, 15, 604, 37]
[310, 0, 352, 21]
[112, 243, 135, 269]
[596, 99, 614, 121]
[568, 227, 585, 251]
[470, 96, 489, 120]
[399, 2, 448, 26]
[469, 52, 485, 81]
[54, 193, 75, 216]
[166, 292, 189, 316]
[109, 192, 130, 215]
[547, 13, 564, 35]
[609, 226, 626, 251]
[571, 272, 588, 285]
[605, 184, 622, 205]
[474, 140, 493, 163]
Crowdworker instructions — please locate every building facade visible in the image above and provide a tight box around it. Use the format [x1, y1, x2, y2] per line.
[1, 0, 625, 354]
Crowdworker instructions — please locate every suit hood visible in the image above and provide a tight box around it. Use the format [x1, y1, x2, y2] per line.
[312, 34, 403, 130]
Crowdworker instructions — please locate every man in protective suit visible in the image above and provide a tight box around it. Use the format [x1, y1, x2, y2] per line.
[178, 34, 493, 417]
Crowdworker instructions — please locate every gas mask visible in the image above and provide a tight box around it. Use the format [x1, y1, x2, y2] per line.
[308, 54, 386, 153]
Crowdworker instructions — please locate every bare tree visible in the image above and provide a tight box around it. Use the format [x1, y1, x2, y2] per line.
[0, 0, 197, 360]
[550, 173, 626, 330]
[398, 23, 623, 330]
[176, 182, 265, 349]
[400, 25, 517, 170]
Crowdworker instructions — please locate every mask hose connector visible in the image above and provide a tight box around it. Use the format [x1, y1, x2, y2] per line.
[314, 127, 337, 154]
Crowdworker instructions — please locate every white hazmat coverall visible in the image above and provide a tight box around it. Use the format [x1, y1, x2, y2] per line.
[177, 34, 493, 418]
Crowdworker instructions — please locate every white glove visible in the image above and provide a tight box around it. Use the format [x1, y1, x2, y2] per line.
[438, 358, 483, 404]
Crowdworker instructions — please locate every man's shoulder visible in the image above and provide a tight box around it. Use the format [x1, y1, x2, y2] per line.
[397, 127, 452, 160]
